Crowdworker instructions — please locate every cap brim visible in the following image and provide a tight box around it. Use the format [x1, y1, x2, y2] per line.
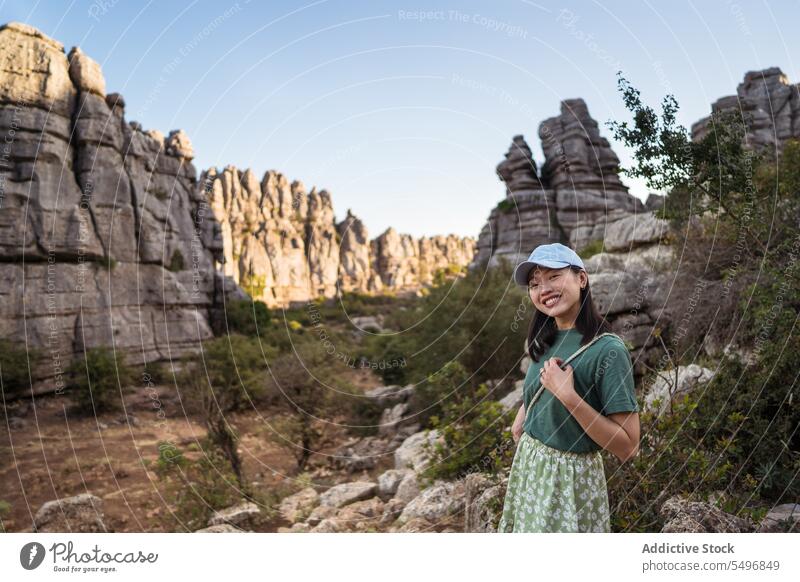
[513, 259, 571, 286]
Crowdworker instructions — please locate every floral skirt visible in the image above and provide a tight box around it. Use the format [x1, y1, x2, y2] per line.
[498, 432, 611, 532]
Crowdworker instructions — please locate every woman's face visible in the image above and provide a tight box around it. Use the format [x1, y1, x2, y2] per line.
[527, 266, 587, 320]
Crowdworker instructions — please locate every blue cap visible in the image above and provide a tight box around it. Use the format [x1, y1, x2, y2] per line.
[513, 243, 586, 286]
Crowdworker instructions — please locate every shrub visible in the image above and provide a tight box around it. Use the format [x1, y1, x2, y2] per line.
[218, 300, 272, 337]
[182, 335, 269, 413]
[0, 340, 38, 398]
[264, 341, 356, 470]
[67, 347, 132, 414]
[154, 440, 242, 531]
[419, 362, 516, 481]
[370, 257, 527, 397]
[578, 239, 605, 260]
[603, 76, 800, 531]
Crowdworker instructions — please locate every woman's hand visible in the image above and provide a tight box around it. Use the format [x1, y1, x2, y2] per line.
[540, 357, 577, 406]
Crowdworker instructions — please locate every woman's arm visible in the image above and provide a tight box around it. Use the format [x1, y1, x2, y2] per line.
[511, 403, 525, 443]
[561, 396, 640, 462]
[540, 357, 640, 462]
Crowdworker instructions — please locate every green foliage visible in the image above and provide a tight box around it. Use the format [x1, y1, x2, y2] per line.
[168, 249, 185, 272]
[423, 362, 517, 480]
[0, 340, 38, 397]
[264, 341, 357, 470]
[367, 257, 527, 413]
[577, 239, 605, 260]
[240, 272, 267, 298]
[220, 300, 272, 336]
[603, 75, 800, 530]
[495, 198, 513, 212]
[432, 263, 465, 287]
[67, 347, 132, 414]
[182, 335, 269, 414]
[154, 440, 242, 531]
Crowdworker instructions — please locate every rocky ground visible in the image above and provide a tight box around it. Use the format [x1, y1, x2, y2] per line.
[4, 354, 797, 533]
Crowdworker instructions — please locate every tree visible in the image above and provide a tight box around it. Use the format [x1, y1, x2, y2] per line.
[182, 334, 270, 491]
[264, 340, 354, 470]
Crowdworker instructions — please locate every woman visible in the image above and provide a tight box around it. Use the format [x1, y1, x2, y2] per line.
[498, 243, 641, 533]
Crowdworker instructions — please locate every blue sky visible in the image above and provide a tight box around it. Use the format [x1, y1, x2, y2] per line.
[3, 0, 798, 238]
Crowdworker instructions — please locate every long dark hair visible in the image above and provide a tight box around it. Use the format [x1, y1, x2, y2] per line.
[526, 265, 611, 362]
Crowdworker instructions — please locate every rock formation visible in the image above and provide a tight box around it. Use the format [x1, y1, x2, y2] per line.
[475, 99, 669, 375]
[692, 67, 800, 153]
[0, 22, 227, 375]
[202, 167, 477, 308]
[0, 22, 476, 372]
[474, 99, 643, 268]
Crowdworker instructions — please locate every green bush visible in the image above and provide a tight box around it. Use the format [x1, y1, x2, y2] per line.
[219, 300, 272, 337]
[154, 440, 242, 531]
[369, 259, 527, 418]
[182, 334, 269, 413]
[603, 76, 800, 531]
[264, 341, 357, 470]
[420, 362, 516, 482]
[0, 340, 38, 398]
[67, 347, 132, 414]
[495, 198, 513, 212]
[578, 239, 605, 260]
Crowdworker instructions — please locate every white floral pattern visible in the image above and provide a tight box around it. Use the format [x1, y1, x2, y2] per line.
[498, 432, 611, 532]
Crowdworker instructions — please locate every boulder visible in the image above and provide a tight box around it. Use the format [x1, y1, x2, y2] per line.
[496, 134, 542, 196]
[392, 517, 435, 533]
[644, 365, 715, 415]
[377, 468, 412, 499]
[464, 473, 506, 532]
[33, 494, 106, 532]
[659, 495, 755, 533]
[379, 401, 412, 437]
[757, 503, 800, 533]
[334, 498, 386, 531]
[165, 129, 194, 161]
[364, 384, 414, 406]
[319, 481, 377, 509]
[279, 487, 319, 524]
[67, 46, 105, 96]
[331, 436, 391, 473]
[397, 480, 466, 524]
[305, 505, 337, 526]
[394, 429, 441, 473]
[207, 501, 261, 529]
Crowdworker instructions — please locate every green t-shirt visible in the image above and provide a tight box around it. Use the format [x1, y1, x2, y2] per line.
[522, 328, 639, 453]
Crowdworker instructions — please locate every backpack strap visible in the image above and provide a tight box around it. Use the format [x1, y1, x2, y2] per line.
[524, 332, 621, 422]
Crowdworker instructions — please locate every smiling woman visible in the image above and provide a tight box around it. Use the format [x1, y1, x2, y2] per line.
[498, 243, 641, 533]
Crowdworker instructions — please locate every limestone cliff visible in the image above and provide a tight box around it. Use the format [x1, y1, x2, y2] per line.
[0, 22, 476, 374]
[202, 166, 476, 307]
[0, 22, 228, 372]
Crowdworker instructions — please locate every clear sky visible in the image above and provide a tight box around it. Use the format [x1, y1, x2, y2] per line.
[3, 0, 798, 238]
